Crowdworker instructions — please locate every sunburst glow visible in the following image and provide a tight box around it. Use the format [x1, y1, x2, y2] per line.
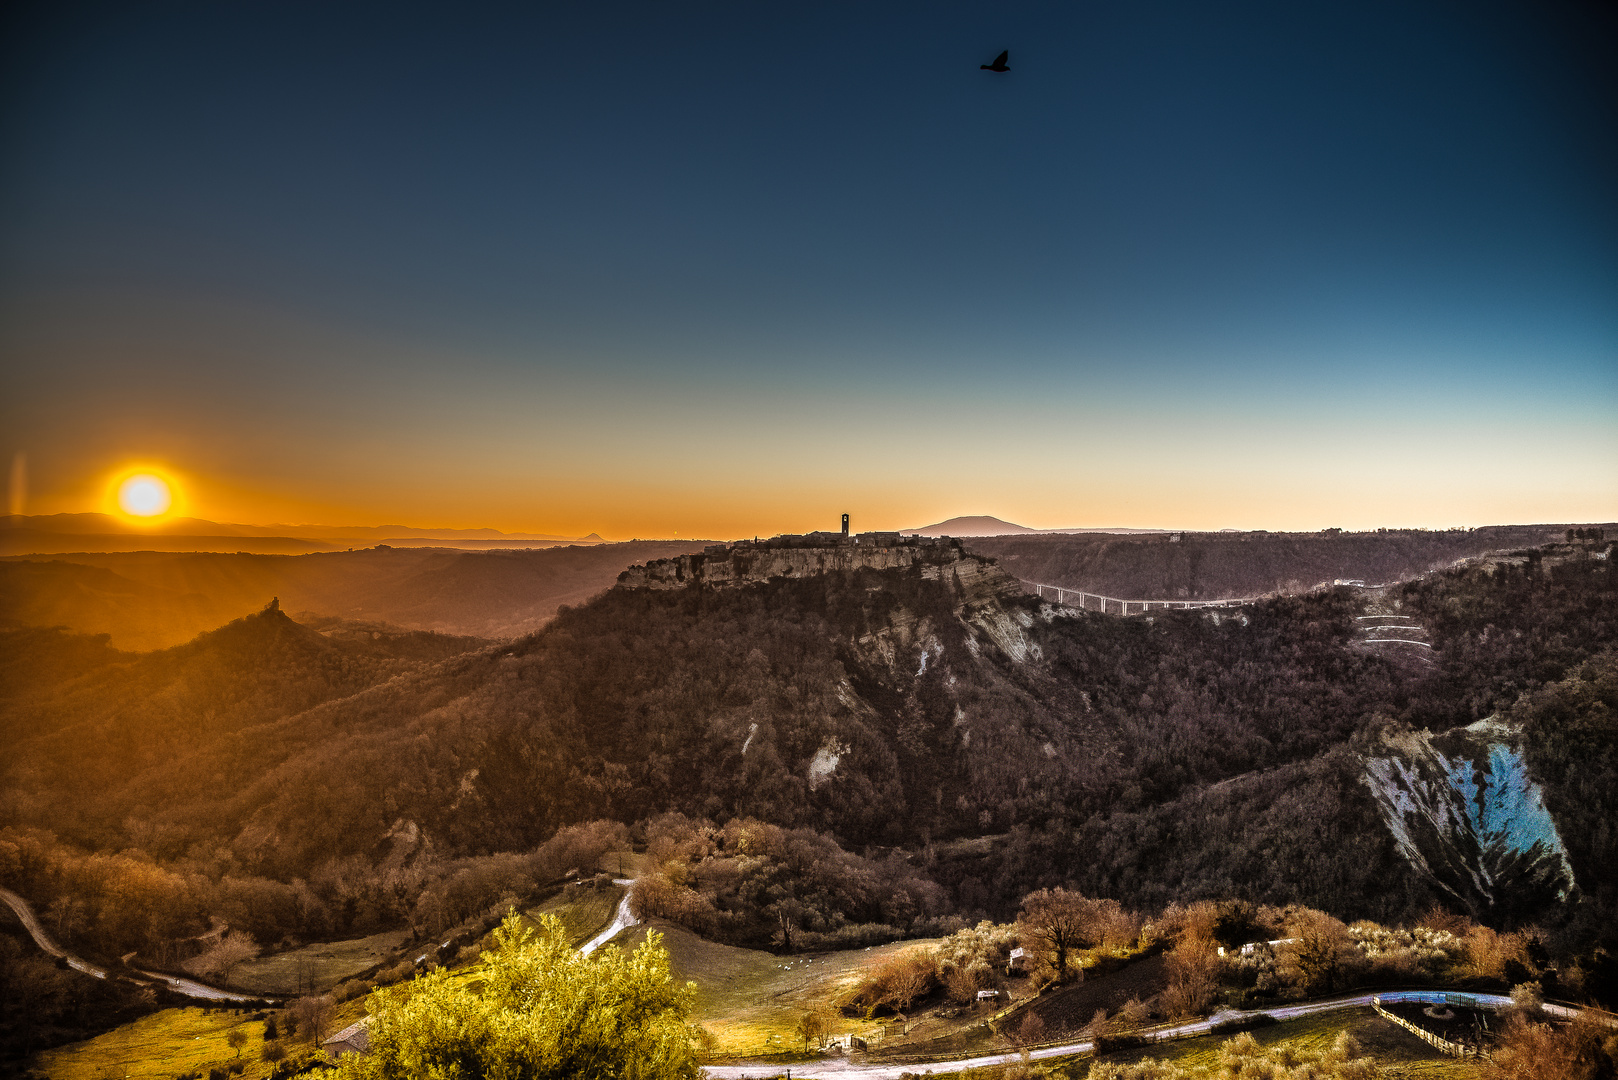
[117, 474, 173, 518]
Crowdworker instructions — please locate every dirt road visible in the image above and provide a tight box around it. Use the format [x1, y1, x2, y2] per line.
[580, 878, 638, 956]
[702, 990, 1518, 1079]
[0, 885, 267, 1002]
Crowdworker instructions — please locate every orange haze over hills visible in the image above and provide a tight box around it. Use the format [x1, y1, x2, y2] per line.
[9, 454, 1616, 545]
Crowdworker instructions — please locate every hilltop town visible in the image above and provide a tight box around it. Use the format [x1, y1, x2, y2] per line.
[615, 517, 1011, 592]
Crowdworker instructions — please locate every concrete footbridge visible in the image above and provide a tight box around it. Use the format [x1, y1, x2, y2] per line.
[1021, 581, 1263, 616]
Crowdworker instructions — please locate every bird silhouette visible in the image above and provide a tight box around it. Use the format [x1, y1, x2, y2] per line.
[981, 50, 1010, 72]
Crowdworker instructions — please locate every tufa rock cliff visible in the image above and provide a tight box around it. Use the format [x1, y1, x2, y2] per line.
[616, 533, 1024, 603]
[1361, 716, 1575, 918]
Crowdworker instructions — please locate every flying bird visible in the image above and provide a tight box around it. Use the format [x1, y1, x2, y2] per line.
[981, 50, 1010, 72]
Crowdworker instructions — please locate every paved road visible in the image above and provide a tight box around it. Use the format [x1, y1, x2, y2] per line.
[702, 990, 1518, 1080]
[0, 885, 267, 1002]
[580, 879, 638, 956]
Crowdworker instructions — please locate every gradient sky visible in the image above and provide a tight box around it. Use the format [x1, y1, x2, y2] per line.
[3, 0, 1615, 539]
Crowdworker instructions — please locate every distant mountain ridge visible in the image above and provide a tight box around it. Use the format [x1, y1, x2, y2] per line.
[904, 515, 1166, 537]
[0, 513, 604, 556]
[3, 512, 594, 541]
[0, 541, 712, 648]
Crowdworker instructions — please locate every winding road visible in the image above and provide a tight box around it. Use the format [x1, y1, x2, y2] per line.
[704, 990, 1523, 1080]
[11, 877, 1608, 1075]
[0, 876, 647, 1007]
[0, 885, 269, 1002]
[579, 879, 638, 956]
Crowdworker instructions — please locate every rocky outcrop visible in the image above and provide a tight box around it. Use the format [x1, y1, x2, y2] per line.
[1362, 717, 1575, 917]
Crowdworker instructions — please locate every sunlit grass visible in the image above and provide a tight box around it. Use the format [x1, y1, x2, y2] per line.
[33, 1007, 295, 1080]
[1081, 1009, 1488, 1078]
[516, 884, 624, 949]
[613, 921, 940, 1059]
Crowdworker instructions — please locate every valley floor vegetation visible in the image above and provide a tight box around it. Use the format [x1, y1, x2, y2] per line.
[1, 539, 1615, 1074]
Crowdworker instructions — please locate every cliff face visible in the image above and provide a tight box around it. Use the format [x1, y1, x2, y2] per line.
[1362, 717, 1575, 918]
[616, 536, 1024, 604]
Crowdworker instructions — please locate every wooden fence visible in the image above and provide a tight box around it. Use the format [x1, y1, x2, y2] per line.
[1370, 995, 1485, 1059]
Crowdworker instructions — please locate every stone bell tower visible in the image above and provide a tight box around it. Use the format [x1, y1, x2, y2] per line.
[841, 513, 850, 538]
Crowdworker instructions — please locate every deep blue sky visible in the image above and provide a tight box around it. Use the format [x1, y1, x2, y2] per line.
[3, 1, 1614, 535]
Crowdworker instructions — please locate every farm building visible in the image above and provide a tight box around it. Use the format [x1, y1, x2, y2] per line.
[323, 1017, 372, 1058]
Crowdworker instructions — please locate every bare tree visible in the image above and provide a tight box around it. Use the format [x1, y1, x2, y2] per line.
[46, 896, 85, 942]
[794, 1011, 828, 1052]
[1161, 937, 1221, 1017]
[1278, 909, 1354, 994]
[1017, 888, 1102, 982]
[183, 931, 261, 983]
[291, 995, 333, 1046]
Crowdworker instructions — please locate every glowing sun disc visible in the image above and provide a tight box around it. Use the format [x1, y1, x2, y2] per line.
[118, 474, 172, 517]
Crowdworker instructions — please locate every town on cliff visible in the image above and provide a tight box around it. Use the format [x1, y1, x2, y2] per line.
[615, 516, 1000, 591]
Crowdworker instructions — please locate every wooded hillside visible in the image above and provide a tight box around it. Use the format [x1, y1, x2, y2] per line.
[1, 539, 1613, 981]
[968, 525, 1573, 599]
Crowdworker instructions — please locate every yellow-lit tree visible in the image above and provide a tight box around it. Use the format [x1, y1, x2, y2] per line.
[341, 912, 698, 1080]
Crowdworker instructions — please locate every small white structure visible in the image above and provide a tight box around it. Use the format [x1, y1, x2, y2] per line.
[1007, 946, 1026, 972]
[977, 989, 1000, 1002]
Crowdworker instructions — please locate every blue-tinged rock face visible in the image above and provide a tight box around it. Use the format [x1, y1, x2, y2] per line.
[1362, 717, 1575, 919]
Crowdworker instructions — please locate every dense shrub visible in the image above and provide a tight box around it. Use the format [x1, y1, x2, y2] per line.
[842, 950, 940, 1016]
[1091, 1031, 1377, 1079]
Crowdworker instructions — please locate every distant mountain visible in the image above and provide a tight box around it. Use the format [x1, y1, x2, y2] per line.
[905, 515, 1040, 536]
[0, 540, 713, 649]
[904, 515, 1167, 537]
[0, 513, 604, 556]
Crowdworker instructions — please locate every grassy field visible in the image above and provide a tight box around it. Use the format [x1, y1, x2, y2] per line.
[32, 886, 625, 1078]
[516, 884, 625, 949]
[31, 1005, 312, 1080]
[613, 920, 1027, 1061]
[1075, 1008, 1488, 1079]
[613, 920, 894, 1058]
[226, 929, 410, 996]
[597, 849, 645, 878]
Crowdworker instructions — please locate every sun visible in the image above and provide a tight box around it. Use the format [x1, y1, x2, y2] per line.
[118, 474, 172, 517]
[105, 467, 185, 523]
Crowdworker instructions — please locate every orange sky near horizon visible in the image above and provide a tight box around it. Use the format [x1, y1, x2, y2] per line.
[11, 426, 1616, 542]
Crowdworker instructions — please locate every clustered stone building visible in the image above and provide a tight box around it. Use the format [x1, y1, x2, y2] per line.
[616, 515, 981, 591]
